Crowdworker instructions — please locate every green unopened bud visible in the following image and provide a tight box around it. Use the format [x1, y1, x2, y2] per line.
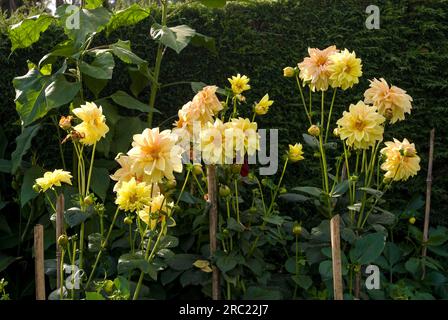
[293, 224, 302, 236]
[231, 164, 242, 174]
[58, 234, 69, 248]
[279, 187, 287, 194]
[313, 151, 321, 158]
[192, 164, 203, 176]
[124, 216, 133, 225]
[219, 185, 231, 198]
[33, 184, 41, 193]
[308, 125, 320, 137]
[333, 128, 340, 137]
[165, 179, 177, 190]
[222, 228, 230, 236]
[409, 217, 416, 225]
[83, 195, 94, 206]
[248, 207, 257, 214]
[349, 175, 358, 182]
[354, 265, 361, 273]
[283, 66, 296, 78]
[103, 280, 114, 295]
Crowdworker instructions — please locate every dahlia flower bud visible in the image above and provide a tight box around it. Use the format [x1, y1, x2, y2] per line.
[293, 224, 302, 236]
[124, 216, 133, 225]
[58, 234, 69, 248]
[403, 146, 416, 157]
[308, 125, 320, 137]
[283, 66, 296, 78]
[59, 115, 73, 130]
[333, 128, 340, 137]
[219, 185, 231, 198]
[409, 217, 416, 224]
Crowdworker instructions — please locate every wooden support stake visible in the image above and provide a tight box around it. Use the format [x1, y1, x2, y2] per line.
[34, 224, 45, 300]
[330, 214, 343, 300]
[422, 128, 435, 279]
[55, 194, 65, 289]
[206, 165, 220, 300]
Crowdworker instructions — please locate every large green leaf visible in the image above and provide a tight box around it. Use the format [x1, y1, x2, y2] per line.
[166, 254, 200, 271]
[20, 166, 44, 207]
[64, 207, 93, 228]
[243, 286, 282, 300]
[199, 0, 227, 8]
[118, 253, 153, 276]
[80, 50, 115, 80]
[10, 124, 41, 173]
[217, 254, 238, 273]
[84, 0, 103, 9]
[13, 64, 81, 126]
[110, 117, 147, 154]
[57, 6, 111, 46]
[90, 167, 110, 201]
[190, 33, 216, 54]
[110, 90, 160, 113]
[350, 232, 386, 265]
[106, 4, 150, 35]
[109, 40, 146, 66]
[8, 14, 55, 51]
[0, 254, 21, 273]
[150, 24, 196, 54]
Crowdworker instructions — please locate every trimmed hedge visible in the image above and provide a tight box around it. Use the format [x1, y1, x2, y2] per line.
[1, 0, 448, 223]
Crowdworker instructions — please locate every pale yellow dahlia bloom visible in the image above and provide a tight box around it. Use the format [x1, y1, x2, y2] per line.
[200, 119, 227, 164]
[138, 194, 174, 230]
[174, 100, 214, 132]
[115, 177, 152, 212]
[192, 85, 223, 115]
[336, 101, 385, 149]
[328, 49, 363, 90]
[254, 94, 274, 115]
[364, 78, 413, 124]
[35, 169, 72, 192]
[224, 117, 260, 159]
[380, 138, 421, 181]
[298, 45, 339, 91]
[228, 74, 250, 95]
[288, 143, 305, 162]
[72, 102, 109, 145]
[127, 128, 183, 183]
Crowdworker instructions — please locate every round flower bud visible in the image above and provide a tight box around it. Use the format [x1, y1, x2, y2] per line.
[403, 146, 416, 158]
[165, 179, 177, 190]
[59, 115, 73, 131]
[231, 164, 242, 174]
[58, 234, 69, 248]
[192, 164, 203, 176]
[103, 280, 115, 295]
[308, 125, 321, 137]
[124, 216, 133, 225]
[283, 67, 295, 78]
[409, 217, 416, 225]
[222, 228, 230, 236]
[293, 224, 302, 236]
[219, 185, 231, 198]
[349, 175, 359, 182]
[353, 265, 361, 273]
[248, 207, 257, 214]
[33, 183, 41, 193]
[313, 151, 321, 158]
[83, 195, 94, 206]
[279, 187, 287, 194]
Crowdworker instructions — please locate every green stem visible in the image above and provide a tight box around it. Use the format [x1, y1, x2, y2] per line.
[234, 179, 240, 224]
[85, 142, 96, 196]
[85, 208, 120, 288]
[79, 222, 85, 272]
[71, 240, 77, 300]
[324, 88, 337, 144]
[148, 0, 168, 126]
[60, 248, 65, 300]
[52, 116, 67, 170]
[295, 75, 312, 125]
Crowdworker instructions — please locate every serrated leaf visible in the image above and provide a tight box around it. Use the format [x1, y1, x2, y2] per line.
[109, 40, 146, 66]
[106, 4, 150, 35]
[80, 50, 115, 80]
[150, 24, 196, 54]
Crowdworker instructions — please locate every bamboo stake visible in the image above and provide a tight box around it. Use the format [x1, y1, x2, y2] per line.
[422, 128, 435, 279]
[34, 224, 45, 300]
[330, 214, 343, 300]
[206, 165, 220, 300]
[55, 194, 65, 289]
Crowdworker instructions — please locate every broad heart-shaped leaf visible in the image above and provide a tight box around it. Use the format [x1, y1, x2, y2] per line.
[190, 33, 216, 54]
[217, 254, 239, 273]
[10, 124, 41, 174]
[8, 14, 55, 51]
[110, 90, 160, 114]
[64, 207, 93, 228]
[106, 4, 150, 35]
[0, 254, 21, 273]
[20, 166, 44, 207]
[90, 167, 110, 201]
[199, 0, 227, 8]
[13, 64, 81, 126]
[83, 74, 108, 99]
[88, 233, 102, 252]
[349, 232, 386, 265]
[56, 5, 111, 46]
[302, 133, 319, 148]
[80, 50, 115, 80]
[109, 40, 146, 66]
[150, 24, 196, 54]
[129, 64, 151, 97]
[166, 254, 201, 271]
[118, 253, 154, 277]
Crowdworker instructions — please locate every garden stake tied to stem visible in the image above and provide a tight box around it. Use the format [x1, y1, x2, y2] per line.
[55, 194, 65, 292]
[34, 224, 45, 300]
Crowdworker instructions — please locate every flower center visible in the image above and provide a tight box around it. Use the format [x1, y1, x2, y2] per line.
[354, 118, 365, 131]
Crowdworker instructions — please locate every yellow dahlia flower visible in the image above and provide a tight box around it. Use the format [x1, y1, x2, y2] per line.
[127, 128, 183, 183]
[288, 143, 305, 162]
[35, 169, 72, 192]
[298, 45, 339, 91]
[72, 102, 109, 145]
[328, 49, 363, 90]
[224, 117, 260, 160]
[336, 101, 385, 149]
[228, 74, 250, 95]
[115, 177, 152, 212]
[364, 78, 413, 124]
[254, 94, 274, 115]
[138, 194, 173, 230]
[200, 119, 226, 164]
[110, 154, 140, 192]
[380, 138, 421, 181]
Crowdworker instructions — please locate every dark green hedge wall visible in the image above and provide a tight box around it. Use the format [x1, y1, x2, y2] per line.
[1, 0, 447, 223]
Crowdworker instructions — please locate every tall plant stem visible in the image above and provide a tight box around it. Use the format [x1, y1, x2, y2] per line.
[86, 142, 96, 195]
[325, 89, 337, 143]
[148, 0, 168, 126]
[86, 208, 120, 288]
[295, 75, 312, 125]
